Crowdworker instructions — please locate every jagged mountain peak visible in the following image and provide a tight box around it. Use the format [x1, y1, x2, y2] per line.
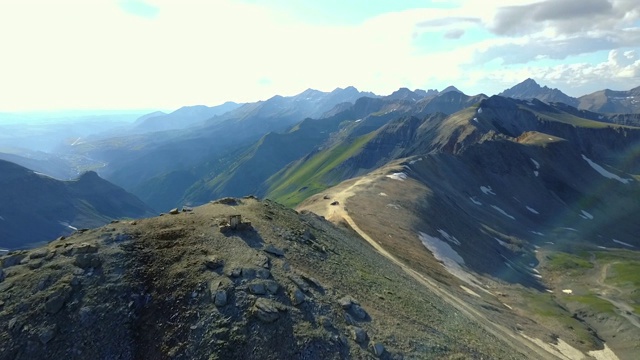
[500, 79, 579, 107]
[440, 85, 462, 94]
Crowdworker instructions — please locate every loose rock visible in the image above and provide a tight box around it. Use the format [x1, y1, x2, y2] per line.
[290, 288, 305, 306]
[214, 290, 228, 307]
[263, 244, 285, 257]
[372, 342, 385, 357]
[45, 286, 72, 314]
[169, 208, 180, 215]
[253, 298, 283, 323]
[204, 257, 224, 270]
[351, 326, 368, 344]
[74, 254, 102, 269]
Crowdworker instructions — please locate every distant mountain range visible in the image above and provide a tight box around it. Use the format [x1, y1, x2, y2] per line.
[2, 80, 640, 359]
[500, 78, 640, 113]
[0, 160, 155, 249]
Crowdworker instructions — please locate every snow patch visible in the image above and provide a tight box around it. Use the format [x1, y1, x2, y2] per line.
[613, 239, 634, 248]
[386, 172, 407, 181]
[582, 154, 632, 184]
[419, 232, 477, 286]
[354, 119, 362, 123]
[378, 192, 388, 197]
[562, 289, 573, 294]
[469, 197, 482, 205]
[0, 215, 4, 221]
[491, 205, 515, 220]
[580, 210, 594, 220]
[588, 343, 621, 360]
[386, 204, 402, 210]
[531, 231, 544, 236]
[437, 229, 461, 245]
[460, 285, 480, 298]
[526, 206, 539, 214]
[409, 158, 423, 165]
[562, 227, 578, 232]
[472, 117, 478, 123]
[597, 246, 608, 249]
[495, 238, 509, 247]
[480, 186, 495, 195]
[477, 107, 483, 114]
[533, 170, 539, 177]
[530, 158, 540, 169]
[548, 137, 553, 140]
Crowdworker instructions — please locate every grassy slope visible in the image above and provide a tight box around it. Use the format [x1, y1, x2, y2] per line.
[266, 131, 377, 207]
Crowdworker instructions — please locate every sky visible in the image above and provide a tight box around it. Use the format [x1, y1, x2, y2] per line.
[0, 0, 639, 112]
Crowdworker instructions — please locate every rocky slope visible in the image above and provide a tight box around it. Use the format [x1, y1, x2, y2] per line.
[0, 197, 524, 359]
[0, 160, 155, 250]
[578, 86, 640, 113]
[297, 97, 640, 359]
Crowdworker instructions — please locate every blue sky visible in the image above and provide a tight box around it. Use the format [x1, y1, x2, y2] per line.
[0, 0, 638, 111]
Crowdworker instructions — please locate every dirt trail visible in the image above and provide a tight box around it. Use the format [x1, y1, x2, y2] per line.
[322, 176, 561, 360]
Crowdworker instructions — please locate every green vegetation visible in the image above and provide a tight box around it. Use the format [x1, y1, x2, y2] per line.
[569, 294, 616, 314]
[545, 252, 593, 272]
[608, 261, 640, 288]
[267, 131, 376, 206]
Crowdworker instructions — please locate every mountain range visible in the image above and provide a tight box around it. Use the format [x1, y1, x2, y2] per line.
[1, 79, 639, 359]
[0, 160, 155, 249]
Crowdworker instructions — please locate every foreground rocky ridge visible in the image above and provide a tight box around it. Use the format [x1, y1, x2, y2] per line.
[0, 197, 521, 360]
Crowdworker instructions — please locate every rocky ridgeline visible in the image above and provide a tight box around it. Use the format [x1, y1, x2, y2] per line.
[0, 197, 427, 360]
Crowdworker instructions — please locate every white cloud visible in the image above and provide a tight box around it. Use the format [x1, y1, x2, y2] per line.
[0, 0, 638, 111]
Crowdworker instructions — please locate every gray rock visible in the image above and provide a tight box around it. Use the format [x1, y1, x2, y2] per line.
[204, 257, 224, 270]
[229, 268, 242, 277]
[289, 275, 310, 292]
[253, 298, 283, 323]
[0, 268, 4, 283]
[38, 324, 57, 345]
[29, 248, 49, 259]
[241, 268, 256, 278]
[351, 304, 368, 320]
[351, 326, 368, 344]
[248, 282, 266, 295]
[339, 296, 355, 309]
[74, 254, 101, 269]
[256, 268, 271, 279]
[214, 290, 228, 307]
[265, 280, 279, 295]
[291, 288, 306, 306]
[45, 286, 72, 314]
[255, 254, 270, 268]
[169, 208, 180, 215]
[263, 244, 285, 257]
[8, 317, 19, 331]
[74, 243, 98, 254]
[2, 252, 27, 268]
[372, 342, 385, 357]
[79, 306, 95, 327]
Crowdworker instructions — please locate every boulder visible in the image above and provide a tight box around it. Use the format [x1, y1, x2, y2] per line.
[2, 252, 27, 268]
[204, 257, 224, 270]
[29, 248, 50, 259]
[290, 288, 305, 306]
[263, 244, 284, 257]
[351, 326, 368, 344]
[371, 342, 385, 357]
[248, 282, 266, 295]
[169, 208, 180, 215]
[45, 286, 72, 314]
[213, 290, 227, 307]
[253, 298, 283, 323]
[74, 254, 102, 269]
[351, 304, 368, 320]
[38, 324, 57, 345]
[74, 243, 98, 254]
